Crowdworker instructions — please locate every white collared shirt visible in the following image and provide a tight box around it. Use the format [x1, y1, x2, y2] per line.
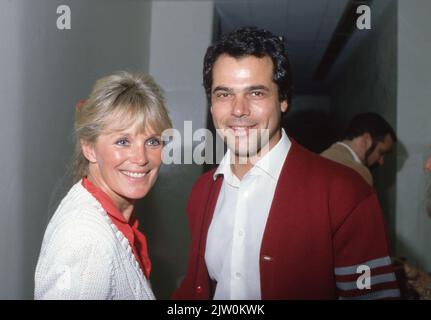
[336, 142, 362, 164]
[205, 129, 291, 300]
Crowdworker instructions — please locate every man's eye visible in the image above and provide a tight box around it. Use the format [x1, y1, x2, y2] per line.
[250, 91, 264, 97]
[216, 92, 230, 98]
[146, 137, 161, 147]
[115, 138, 129, 146]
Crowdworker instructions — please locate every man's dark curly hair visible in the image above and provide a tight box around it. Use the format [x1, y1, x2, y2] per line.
[343, 112, 397, 143]
[203, 26, 292, 105]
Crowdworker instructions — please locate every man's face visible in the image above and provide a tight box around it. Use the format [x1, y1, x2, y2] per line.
[365, 133, 394, 168]
[210, 54, 288, 160]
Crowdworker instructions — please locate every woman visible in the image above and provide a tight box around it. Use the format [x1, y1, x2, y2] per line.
[35, 71, 172, 299]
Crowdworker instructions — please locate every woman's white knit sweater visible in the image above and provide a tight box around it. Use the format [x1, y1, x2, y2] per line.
[34, 181, 155, 300]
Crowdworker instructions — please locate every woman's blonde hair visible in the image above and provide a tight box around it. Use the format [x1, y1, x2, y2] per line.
[72, 71, 172, 183]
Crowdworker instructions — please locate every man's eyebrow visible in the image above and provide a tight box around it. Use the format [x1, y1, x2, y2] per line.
[247, 85, 270, 92]
[212, 85, 270, 93]
[212, 86, 232, 93]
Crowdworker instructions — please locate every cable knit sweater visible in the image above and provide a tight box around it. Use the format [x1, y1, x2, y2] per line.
[34, 180, 155, 300]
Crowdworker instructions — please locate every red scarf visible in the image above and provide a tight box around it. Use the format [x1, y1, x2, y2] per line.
[82, 177, 151, 278]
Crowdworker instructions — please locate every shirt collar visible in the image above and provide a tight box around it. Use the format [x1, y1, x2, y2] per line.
[336, 141, 362, 164]
[81, 177, 151, 278]
[213, 129, 291, 183]
[81, 177, 137, 227]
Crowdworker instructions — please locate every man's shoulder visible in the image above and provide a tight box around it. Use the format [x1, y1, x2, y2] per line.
[187, 167, 219, 200]
[321, 143, 351, 162]
[196, 167, 217, 183]
[289, 142, 373, 193]
[320, 143, 373, 185]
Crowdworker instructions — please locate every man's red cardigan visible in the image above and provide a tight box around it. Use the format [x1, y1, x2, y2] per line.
[173, 141, 399, 299]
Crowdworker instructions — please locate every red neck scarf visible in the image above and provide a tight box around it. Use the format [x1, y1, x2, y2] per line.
[82, 177, 151, 278]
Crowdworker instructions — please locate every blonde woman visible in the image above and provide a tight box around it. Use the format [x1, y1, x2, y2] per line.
[35, 71, 172, 299]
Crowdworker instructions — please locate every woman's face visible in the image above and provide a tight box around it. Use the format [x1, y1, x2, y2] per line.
[82, 122, 163, 209]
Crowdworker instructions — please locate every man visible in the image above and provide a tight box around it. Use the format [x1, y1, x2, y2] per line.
[173, 27, 399, 299]
[321, 113, 396, 186]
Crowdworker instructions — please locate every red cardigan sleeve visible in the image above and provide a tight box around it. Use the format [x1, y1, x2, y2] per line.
[333, 192, 400, 299]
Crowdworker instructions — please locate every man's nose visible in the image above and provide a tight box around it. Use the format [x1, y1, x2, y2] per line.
[232, 96, 250, 117]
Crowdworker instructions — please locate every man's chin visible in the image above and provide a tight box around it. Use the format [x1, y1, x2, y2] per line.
[227, 143, 262, 163]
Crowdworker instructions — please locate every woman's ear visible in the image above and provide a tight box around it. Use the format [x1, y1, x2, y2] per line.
[80, 139, 97, 163]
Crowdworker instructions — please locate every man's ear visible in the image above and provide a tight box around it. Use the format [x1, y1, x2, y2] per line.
[280, 100, 288, 113]
[80, 139, 97, 163]
[362, 132, 373, 150]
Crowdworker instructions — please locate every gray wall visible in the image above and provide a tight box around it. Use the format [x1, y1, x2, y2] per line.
[396, 0, 431, 271]
[140, 0, 215, 299]
[0, 0, 153, 299]
[329, 1, 398, 248]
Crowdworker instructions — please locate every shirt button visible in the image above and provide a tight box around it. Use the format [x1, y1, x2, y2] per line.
[235, 272, 241, 278]
[195, 286, 203, 293]
[238, 230, 244, 237]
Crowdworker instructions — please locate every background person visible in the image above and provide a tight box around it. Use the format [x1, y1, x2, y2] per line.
[321, 112, 396, 186]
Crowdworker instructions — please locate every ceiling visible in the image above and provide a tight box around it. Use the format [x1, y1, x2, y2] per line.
[214, 0, 388, 95]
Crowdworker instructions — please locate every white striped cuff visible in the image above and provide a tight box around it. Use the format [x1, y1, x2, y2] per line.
[338, 289, 401, 300]
[334, 256, 391, 276]
[336, 272, 396, 291]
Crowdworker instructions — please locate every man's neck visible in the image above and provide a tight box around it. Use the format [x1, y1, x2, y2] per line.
[231, 162, 253, 180]
[340, 139, 363, 164]
[230, 129, 282, 180]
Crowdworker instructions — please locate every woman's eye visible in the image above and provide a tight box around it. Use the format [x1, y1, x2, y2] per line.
[146, 137, 161, 147]
[115, 138, 129, 146]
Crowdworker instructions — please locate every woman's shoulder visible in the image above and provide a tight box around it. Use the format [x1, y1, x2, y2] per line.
[41, 181, 117, 252]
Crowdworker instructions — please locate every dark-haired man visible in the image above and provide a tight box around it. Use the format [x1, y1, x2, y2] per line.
[321, 113, 396, 186]
[173, 27, 399, 300]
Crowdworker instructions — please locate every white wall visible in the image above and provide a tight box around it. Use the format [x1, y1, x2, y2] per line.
[328, 0, 398, 247]
[0, 0, 153, 299]
[396, 0, 431, 271]
[140, 0, 215, 298]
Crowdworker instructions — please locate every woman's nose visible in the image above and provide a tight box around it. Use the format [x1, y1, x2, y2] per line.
[131, 144, 148, 166]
